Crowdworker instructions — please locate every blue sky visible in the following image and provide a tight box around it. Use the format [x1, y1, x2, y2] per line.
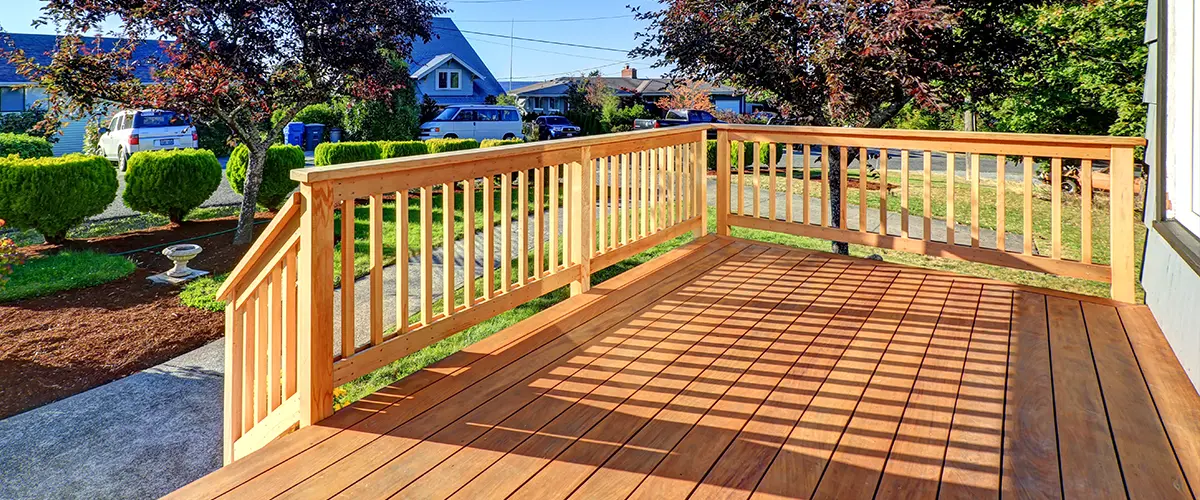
[2, 0, 668, 83]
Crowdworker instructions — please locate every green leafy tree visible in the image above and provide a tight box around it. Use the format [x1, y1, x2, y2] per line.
[338, 59, 421, 141]
[980, 0, 1147, 137]
[3, 0, 444, 244]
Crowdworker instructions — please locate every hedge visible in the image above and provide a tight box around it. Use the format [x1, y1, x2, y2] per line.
[123, 149, 222, 223]
[227, 144, 305, 210]
[315, 141, 381, 166]
[480, 138, 524, 148]
[708, 140, 787, 170]
[0, 133, 54, 158]
[425, 138, 479, 154]
[379, 140, 428, 159]
[0, 154, 116, 243]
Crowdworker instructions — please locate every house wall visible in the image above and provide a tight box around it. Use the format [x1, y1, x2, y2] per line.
[0, 85, 86, 156]
[1141, 0, 1200, 389]
[414, 60, 476, 99]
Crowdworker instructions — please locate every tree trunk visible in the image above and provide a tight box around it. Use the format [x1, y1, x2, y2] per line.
[233, 143, 268, 245]
[827, 147, 848, 255]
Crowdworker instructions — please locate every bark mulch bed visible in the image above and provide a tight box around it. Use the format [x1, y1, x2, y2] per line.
[0, 214, 270, 419]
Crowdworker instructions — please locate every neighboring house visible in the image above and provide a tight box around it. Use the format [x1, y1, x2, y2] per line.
[0, 33, 158, 156]
[1141, 0, 1200, 388]
[508, 66, 748, 115]
[409, 18, 505, 106]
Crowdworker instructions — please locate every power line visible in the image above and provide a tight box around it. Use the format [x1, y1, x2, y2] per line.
[433, 26, 630, 53]
[464, 35, 648, 63]
[455, 14, 635, 23]
[507, 59, 637, 80]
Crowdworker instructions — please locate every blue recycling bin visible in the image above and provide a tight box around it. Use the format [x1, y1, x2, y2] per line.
[329, 127, 342, 143]
[284, 122, 305, 147]
[304, 123, 325, 151]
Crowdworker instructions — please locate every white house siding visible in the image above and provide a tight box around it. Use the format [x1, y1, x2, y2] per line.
[1141, 0, 1200, 389]
[712, 96, 743, 113]
[415, 59, 476, 100]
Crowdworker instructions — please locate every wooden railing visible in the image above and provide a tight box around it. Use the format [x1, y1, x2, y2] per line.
[711, 124, 1143, 302]
[216, 125, 709, 462]
[216, 123, 1143, 463]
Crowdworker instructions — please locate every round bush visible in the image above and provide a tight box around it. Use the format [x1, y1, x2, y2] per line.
[379, 140, 428, 159]
[227, 144, 305, 210]
[123, 149, 222, 223]
[0, 154, 116, 243]
[0, 133, 53, 158]
[314, 141, 382, 166]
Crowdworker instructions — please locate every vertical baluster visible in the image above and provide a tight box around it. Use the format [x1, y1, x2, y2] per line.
[879, 149, 888, 236]
[483, 177, 495, 298]
[284, 250, 297, 397]
[946, 152, 956, 245]
[518, 170, 528, 286]
[971, 154, 980, 248]
[598, 157, 607, 252]
[821, 145, 829, 226]
[549, 164, 559, 271]
[396, 193, 409, 333]
[650, 148, 659, 233]
[534, 167, 544, 278]
[641, 150, 649, 237]
[802, 145, 810, 225]
[443, 183, 455, 316]
[464, 179, 476, 305]
[901, 150, 910, 238]
[621, 154, 630, 245]
[563, 163, 572, 265]
[676, 145, 684, 224]
[1023, 156, 1034, 255]
[611, 155, 620, 246]
[768, 143, 777, 220]
[667, 146, 675, 226]
[839, 146, 848, 230]
[786, 144, 794, 223]
[369, 194, 383, 345]
[753, 142, 761, 219]
[256, 288, 269, 421]
[997, 156, 1007, 252]
[269, 267, 283, 409]
[924, 151, 933, 242]
[1081, 159, 1093, 263]
[339, 200, 355, 357]
[858, 147, 868, 233]
[501, 172, 513, 293]
[737, 142, 745, 216]
[242, 297, 256, 432]
[420, 187, 433, 325]
[1051, 157, 1062, 259]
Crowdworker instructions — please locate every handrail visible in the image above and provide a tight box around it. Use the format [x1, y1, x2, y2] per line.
[215, 192, 302, 302]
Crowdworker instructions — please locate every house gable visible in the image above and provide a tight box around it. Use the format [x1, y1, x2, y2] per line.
[409, 18, 504, 105]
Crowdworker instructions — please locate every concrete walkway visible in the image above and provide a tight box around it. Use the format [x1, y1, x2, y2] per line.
[0, 179, 1029, 499]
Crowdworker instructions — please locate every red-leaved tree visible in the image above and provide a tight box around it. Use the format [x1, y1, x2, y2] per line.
[3, 0, 444, 244]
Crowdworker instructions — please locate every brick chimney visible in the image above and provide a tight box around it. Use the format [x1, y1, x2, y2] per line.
[621, 65, 638, 79]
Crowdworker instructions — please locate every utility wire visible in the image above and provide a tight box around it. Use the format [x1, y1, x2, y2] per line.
[507, 59, 638, 80]
[433, 26, 630, 53]
[464, 35, 650, 63]
[455, 14, 635, 23]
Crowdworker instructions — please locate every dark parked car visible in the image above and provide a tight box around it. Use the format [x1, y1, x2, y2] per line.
[633, 109, 723, 130]
[534, 115, 581, 141]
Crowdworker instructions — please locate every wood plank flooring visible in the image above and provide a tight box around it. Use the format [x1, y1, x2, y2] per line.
[172, 236, 1200, 500]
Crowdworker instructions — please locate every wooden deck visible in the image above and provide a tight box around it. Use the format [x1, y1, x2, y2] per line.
[173, 236, 1200, 500]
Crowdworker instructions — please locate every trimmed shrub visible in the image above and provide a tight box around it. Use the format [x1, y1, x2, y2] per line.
[0, 154, 117, 243]
[705, 140, 785, 171]
[294, 103, 342, 129]
[226, 144, 305, 210]
[379, 140, 428, 159]
[123, 149, 222, 224]
[425, 138, 479, 154]
[314, 141, 382, 166]
[0, 133, 53, 158]
[480, 138, 524, 148]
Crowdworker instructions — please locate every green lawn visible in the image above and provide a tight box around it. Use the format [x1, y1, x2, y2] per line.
[0, 251, 135, 302]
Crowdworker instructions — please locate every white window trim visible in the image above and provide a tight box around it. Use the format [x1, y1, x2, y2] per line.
[436, 69, 463, 91]
[1166, 0, 1200, 235]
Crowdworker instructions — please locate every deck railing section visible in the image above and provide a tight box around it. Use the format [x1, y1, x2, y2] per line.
[216, 125, 708, 463]
[712, 124, 1142, 302]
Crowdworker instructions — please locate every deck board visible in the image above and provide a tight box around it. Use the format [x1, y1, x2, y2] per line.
[174, 236, 1200, 500]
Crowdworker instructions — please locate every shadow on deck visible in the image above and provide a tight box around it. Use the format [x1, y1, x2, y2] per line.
[171, 235, 1200, 499]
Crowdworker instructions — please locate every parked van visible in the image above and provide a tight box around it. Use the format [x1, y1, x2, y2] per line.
[419, 105, 522, 141]
[99, 109, 198, 171]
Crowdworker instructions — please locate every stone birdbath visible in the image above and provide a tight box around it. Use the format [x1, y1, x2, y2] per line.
[148, 243, 209, 284]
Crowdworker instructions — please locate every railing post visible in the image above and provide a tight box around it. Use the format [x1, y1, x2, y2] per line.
[716, 129, 731, 236]
[695, 130, 708, 238]
[222, 302, 241, 465]
[296, 181, 335, 425]
[1109, 145, 1136, 303]
[571, 146, 593, 295]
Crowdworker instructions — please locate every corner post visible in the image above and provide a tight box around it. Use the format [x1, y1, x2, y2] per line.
[1109, 145, 1136, 303]
[571, 146, 593, 295]
[715, 129, 732, 236]
[695, 129, 709, 238]
[222, 303, 242, 465]
[297, 181, 335, 425]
